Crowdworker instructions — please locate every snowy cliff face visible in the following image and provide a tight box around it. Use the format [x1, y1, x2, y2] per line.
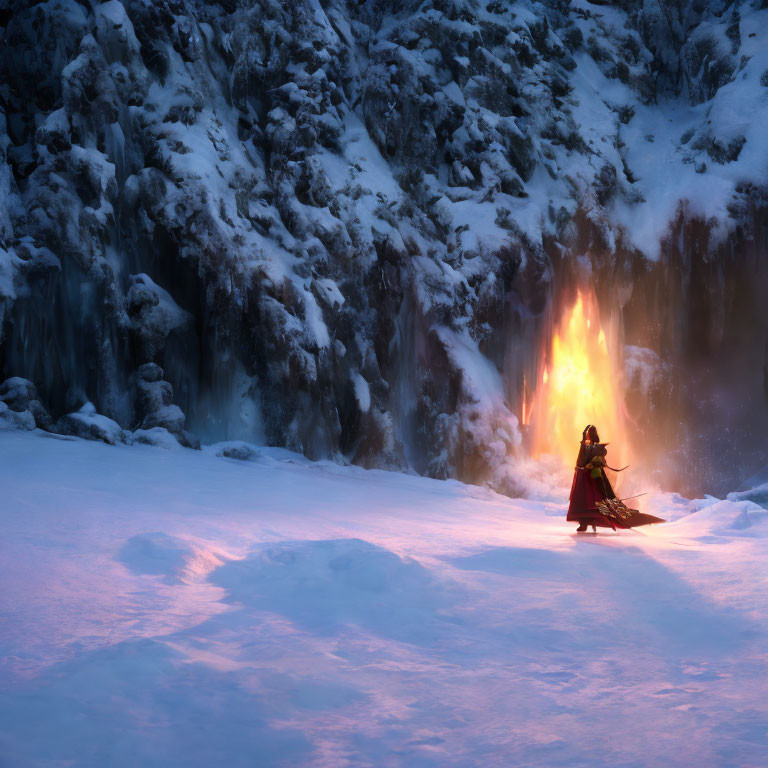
[1, 0, 767, 495]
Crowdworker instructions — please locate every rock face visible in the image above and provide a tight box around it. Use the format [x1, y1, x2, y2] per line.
[0, 0, 767, 494]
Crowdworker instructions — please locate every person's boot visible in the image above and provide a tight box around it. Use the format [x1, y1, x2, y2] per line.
[591, 524, 597, 533]
[576, 522, 588, 532]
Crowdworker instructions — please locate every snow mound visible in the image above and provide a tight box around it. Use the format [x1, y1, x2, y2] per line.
[132, 427, 184, 450]
[210, 539, 457, 643]
[118, 533, 225, 584]
[728, 484, 768, 511]
[640, 491, 719, 524]
[666, 499, 768, 538]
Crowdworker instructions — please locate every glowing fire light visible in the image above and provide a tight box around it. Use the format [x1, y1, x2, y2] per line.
[529, 290, 628, 473]
[521, 374, 530, 426]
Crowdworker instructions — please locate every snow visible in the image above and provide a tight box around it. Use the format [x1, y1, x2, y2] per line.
[129, 273, 192, 334]
[57, 401, 131, 445]
[564, 3, 768, 260]
[0, 246, 19, 300]
[351, 372, 370, 413]
[133, 426, 185, 450]
[0, 401, 35, 431]
[434, 326, 507, 409]
[2, 430, 768, 766]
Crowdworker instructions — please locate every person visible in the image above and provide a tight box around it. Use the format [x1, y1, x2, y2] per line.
[567, 424, 664, 532]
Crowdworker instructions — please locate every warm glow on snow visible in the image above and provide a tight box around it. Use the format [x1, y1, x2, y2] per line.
[530, 290, 628, 472]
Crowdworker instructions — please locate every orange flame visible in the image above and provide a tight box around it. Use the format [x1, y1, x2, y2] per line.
[521, 374, 530, 426]
[529, 290, 628, 473]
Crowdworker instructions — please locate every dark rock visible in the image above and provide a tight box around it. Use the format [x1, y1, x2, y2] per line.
[57, 403, 131, 445]
[216, 441, 260, 461]
[0, 377, 53, 430]
[0, 377, 38, 412]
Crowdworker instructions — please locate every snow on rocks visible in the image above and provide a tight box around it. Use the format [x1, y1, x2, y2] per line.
[57, 401, 132, 445]
[142, 404, 186, 437]
[430, 326, 523, 482]
[351, 373, 370, 414]
[212, 440, 261, 461]
[0, 0, 767, 494]
[127, 274, 193, 362]
[0, 401, 35, 431]
[0, 372, 199, 450]
[135, 363, 199, 449]
[0, 377, 53, 430]
[0, 377, 40, 412]
[132, 426, 184, 450]
[0, 245, 19, 305]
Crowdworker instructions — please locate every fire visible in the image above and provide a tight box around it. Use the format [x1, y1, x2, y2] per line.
[529, 289, 628, 472]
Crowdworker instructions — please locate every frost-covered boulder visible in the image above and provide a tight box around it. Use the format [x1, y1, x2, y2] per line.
[0, 401, 36, 431]
[127, 274, 193, 362]
[135, 363, 199, 449]
[35, 108, 71, 153]
[57, 402, 131, 445]
[141, 404, 186, 435]
[135, 363, 174, 420]
[132, 427, 184, 450]
[0, 377, 38, 411]
[0, 377, 53, 430]
[214, 441, 261, 462]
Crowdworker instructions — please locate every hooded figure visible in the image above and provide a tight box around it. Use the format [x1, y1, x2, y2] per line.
[567, 425, 664, 532]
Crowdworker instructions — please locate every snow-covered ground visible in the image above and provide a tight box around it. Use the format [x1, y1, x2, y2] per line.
[1, 430, 768, 767]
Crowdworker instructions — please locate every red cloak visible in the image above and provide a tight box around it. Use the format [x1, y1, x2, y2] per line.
[567, 440, 664, 529]
[567, 465, 627, 530]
